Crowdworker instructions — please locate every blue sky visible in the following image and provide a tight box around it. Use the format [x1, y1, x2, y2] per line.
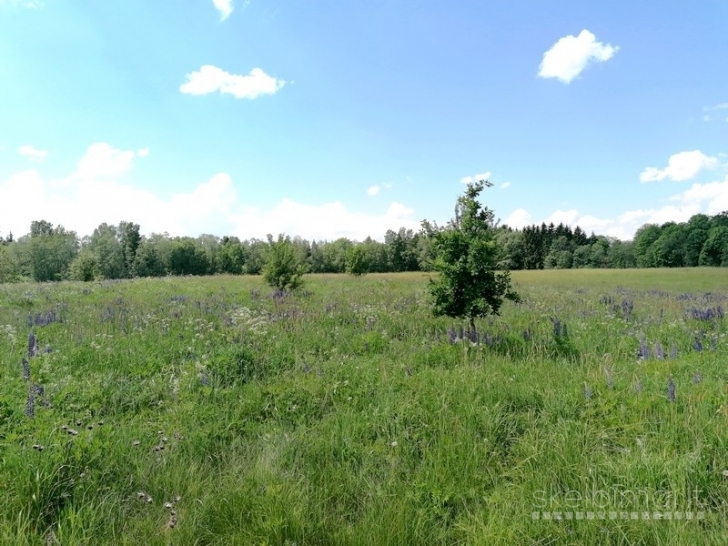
[1, 0, 726, 241]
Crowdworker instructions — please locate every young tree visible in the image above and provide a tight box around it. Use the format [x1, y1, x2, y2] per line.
[262, 235, 305, 291]
[345, 244, 368, 276]
[422, 180, 519, 329]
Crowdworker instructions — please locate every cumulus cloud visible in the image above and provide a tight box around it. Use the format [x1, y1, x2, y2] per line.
[500, 181, 511, 189]
[640, 150, 719, 182]
[538, 29, 618, 84]
[0, 142, 418, 242]
[73, 142, 147, 180]
[367, 185, 381, 196]
[460, 171, 491, 184]
[18, 145, 48, 162]
[504, 174, 728, 240]
[230, 201, 417, 242]
[180, 66, 285, 99]
[503, 208, 532, 229]
[212, 0, 234, 20]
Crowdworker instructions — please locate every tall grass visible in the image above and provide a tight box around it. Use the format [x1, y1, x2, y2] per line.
[0, 269, 726, 544]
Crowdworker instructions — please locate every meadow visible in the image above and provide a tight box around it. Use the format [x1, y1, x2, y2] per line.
[1, 268, 727, 545]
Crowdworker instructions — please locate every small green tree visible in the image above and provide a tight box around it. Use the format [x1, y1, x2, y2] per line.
[262, 235, 305, 291]
[422, 180, 519, 329]
[345, 245, 368, 276]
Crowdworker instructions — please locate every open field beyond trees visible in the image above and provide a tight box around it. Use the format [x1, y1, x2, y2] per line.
[2, 268, 728, 545]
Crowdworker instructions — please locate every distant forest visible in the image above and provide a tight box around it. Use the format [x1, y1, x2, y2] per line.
[1, 212, 728, 283]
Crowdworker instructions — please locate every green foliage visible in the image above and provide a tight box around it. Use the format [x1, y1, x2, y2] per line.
[69, 249, 101, 281]
[345, 245, 368, 276]
[262, 235, 305, 291]
[423, 181, 519, 326]
[0, 245, 18, 283]
[25, 221, 79, 282]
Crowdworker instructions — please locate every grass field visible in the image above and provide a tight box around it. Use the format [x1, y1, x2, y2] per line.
[1, 268, 727, 545]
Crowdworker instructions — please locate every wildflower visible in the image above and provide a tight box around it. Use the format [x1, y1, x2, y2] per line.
[27, 331, 38, 358]
[137, 491, 152, 503]
[653, 343, 665, 360]
[132, 440, 141, 446]
[693, 338, 703, 352]
[199, 371, 210, 386]
[390, 441, 398, 447]
[22, 358, 30, 381]
[637, 338, 649, 360]
[584, 383, 593, 400]
[667, 377, 677, 403]
[669, 344, 678, 359]
[32, 444, 44, 451]
[604, 365, 614, 389]
[25, 391, 35, 418]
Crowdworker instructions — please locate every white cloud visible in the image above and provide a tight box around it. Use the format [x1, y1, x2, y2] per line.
[74, 142, 145, 180]
[538, 29, 618, 84]
[640, 150, 719, 182]
[670, 177, 728, 215]
[230, 201, 417, 242]
[702, 103, 728, 122]
[504, 208, 532, 229]
[506, 175, 728, 240]
[460, 171, 491, 184]
[0, 143, 418, 242]
[704, 102, 728, 112]
[367, 185, 381, 196]
[0, 0, 44, 9]
[180, 65, 285, 99]
[18, 145, 48, 162]
[212, 0, 234, 21]
[137, 148, 150, 158]
[500, 181, 511, 189]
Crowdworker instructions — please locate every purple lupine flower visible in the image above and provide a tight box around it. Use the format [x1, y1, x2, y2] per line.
[669, 344, 678, 359]
[621, 299, 634, 321]
[667, 377, 676, 403]
[637, 338, 649, 360]
[522, 329, 532, 342]
[25, 390, 35, 418]
[710, 337, 717, 351]
[27, 332, 37, 358]
[693, 338, 703, 352]
[653, 342, 665, 360]
[604, 365, 614, 389]
[552, 318, 562, 338]
[22, 358, 30, 381]
[447, 327, 457, 344]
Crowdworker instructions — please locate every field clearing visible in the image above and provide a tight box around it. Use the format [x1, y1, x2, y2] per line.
[1, 268, 727, 544]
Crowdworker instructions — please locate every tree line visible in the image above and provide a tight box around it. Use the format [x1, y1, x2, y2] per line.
[0, 211, 727, 283]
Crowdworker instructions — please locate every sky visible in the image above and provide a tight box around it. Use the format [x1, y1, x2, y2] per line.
[1, 0, 727, 242]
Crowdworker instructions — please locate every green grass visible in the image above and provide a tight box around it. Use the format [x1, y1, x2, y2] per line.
[1, 269, 727, 544]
